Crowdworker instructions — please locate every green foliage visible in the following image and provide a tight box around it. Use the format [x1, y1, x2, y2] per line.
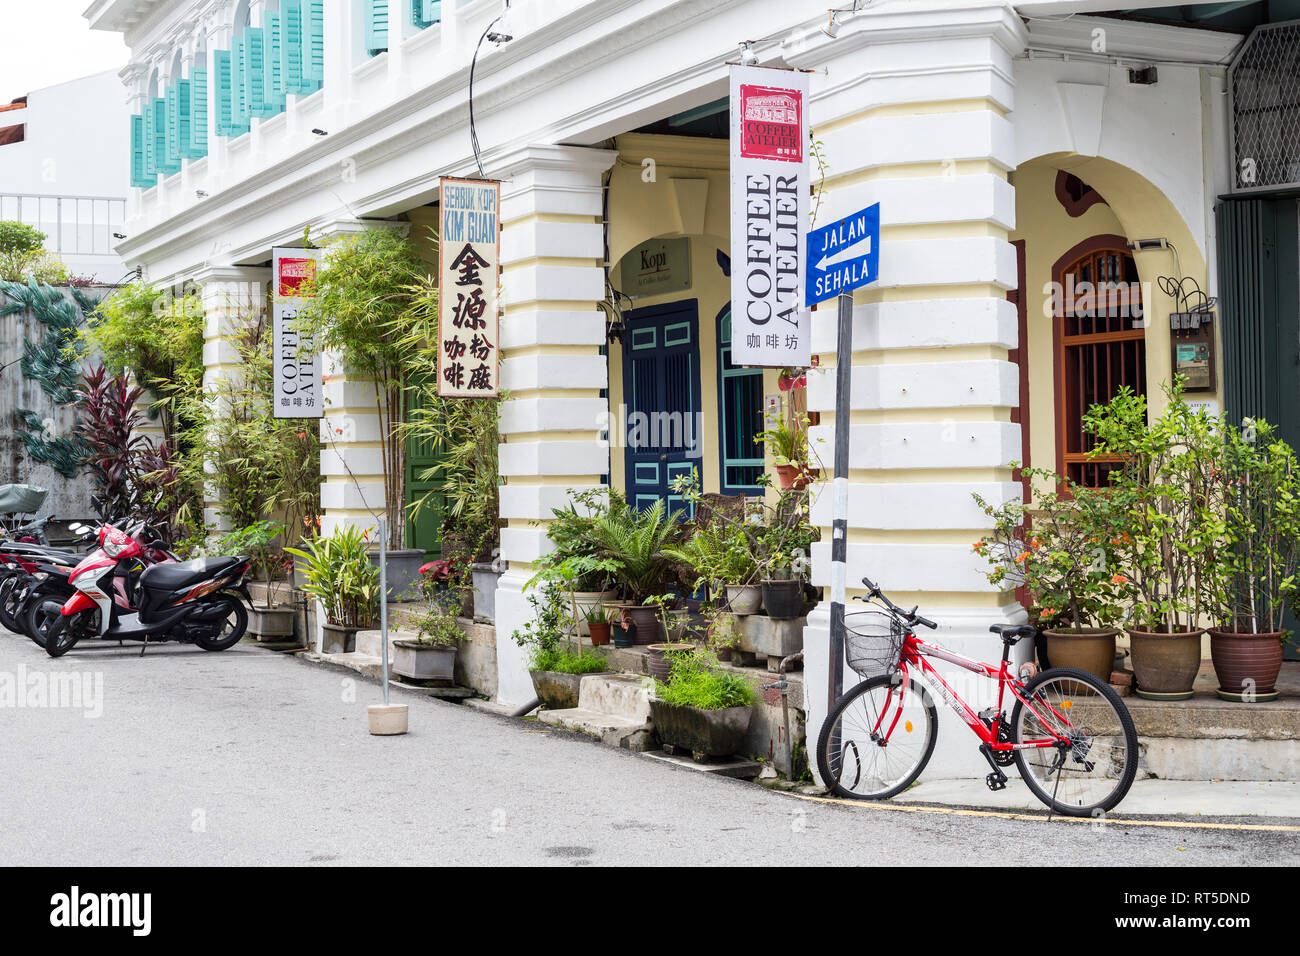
[1205, 418, 1300, 637]
[530, 646, 609, 674]
[285, 525, 380, 628]
[0, 222, 49, 281]
[513, 576, 584, 665]
[973, 466, 1133, 630]
[755, 412, 809, 467]
[653, 650, 756, 710]
[1084, 381, 1219, 632]
[214, 520, 283, 607]
[582, 497, 682, 602]
[665, 522, 758, 588]
[409, 608, 464, 648]
[528, 487, 622, 593]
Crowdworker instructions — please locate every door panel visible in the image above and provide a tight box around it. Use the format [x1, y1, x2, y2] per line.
[405, 375, 447, 558]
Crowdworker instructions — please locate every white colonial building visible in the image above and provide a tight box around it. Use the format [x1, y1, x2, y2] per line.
[89, 0, 1299, 775]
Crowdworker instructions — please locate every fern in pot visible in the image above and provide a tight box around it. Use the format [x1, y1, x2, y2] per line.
[1204, 417, 1300, 702]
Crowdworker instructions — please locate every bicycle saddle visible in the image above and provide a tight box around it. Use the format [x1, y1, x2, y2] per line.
[989, 623, 1036, 644]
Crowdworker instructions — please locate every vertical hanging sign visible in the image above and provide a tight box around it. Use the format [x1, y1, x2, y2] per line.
[729, 64, 811, 368]
[272, 246, 324, 418]
[438, 177, 501, 398]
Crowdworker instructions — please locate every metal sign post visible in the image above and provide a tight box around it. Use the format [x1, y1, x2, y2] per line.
[828, 291, 853, 713]
[379, 516, 390, 707]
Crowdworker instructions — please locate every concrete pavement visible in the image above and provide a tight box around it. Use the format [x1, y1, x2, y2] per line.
[1, 631, 1297, 866]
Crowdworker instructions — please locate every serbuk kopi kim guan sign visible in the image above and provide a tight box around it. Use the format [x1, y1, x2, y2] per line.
[272, 247, 324, 419]
[729, 64, 810, 368]
[438, 177, 501, 398]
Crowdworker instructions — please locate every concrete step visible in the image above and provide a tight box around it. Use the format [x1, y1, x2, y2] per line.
[577, 673, 652, 721]
[536, 707, 656, 751]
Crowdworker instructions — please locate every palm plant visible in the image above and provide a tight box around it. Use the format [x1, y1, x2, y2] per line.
[583, 498, 681, 602]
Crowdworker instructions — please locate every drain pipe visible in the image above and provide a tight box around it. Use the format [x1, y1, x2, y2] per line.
[764, 650, 804, 778]
[511, 698, 540, 717]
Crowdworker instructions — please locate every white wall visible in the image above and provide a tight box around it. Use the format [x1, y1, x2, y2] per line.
[0, 70, 128, 281]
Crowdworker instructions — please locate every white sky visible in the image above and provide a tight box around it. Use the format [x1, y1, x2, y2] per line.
[0, 0, 129, 102]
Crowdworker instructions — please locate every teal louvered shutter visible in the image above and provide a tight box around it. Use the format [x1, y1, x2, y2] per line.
[214, 51, 233, 136]
[365, 0, 388, 56]
[176, 80, 193, 159]
[266, 12, 285, 113]
[154, 98, 180, 174]
[142, 99, 156, 175]
[164, 84, 180, 166]
[282, 0, 306, 95]
[189, 68, 208, 155]
[233, 35, 249, 131]
[246, 27, 270, 117]
[130, 114, 150, 187]
[416, 0, 442, 26]
[305, 0, 324, 86]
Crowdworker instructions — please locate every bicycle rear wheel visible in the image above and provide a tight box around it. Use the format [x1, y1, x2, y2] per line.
[816, 674, 938, 800]
[1011, 666, 1138, 816]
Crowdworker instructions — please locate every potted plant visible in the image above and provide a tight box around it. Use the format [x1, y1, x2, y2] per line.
[664, 476, 767, 615]
[973, 466, 1131, 683]
[1205, 417, 1299, 702]
[221, 521, 296, 640]
[584, 603, 612, 647]
[513, 576, 608, 709]
[531, 488, 620, 636]
[642, 593, 694, 681]
[286, 524, 380, 654]
[394, 565, 464, 681]
[756, 411, 818, 490]
[650, 648, 756, 759]
[1085, 382, 1217, 700]
[583, 495, 681, 643]
[704, 604, 739, 662]
[756, 487, 817, 620]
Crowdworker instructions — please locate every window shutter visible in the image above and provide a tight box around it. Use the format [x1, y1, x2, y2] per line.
[176, 80, 193, 159]
[214, 51, 233, 136]
[266, 12, 285, 113]
[305, 0, 324, 86]
[142, 97, 156, 175]
[282, 0, 306, 95]
[130, 114, 150, 188]
[190, 67, 208, 156]
[154, 98, 180, 175]
[246, 27, 270, 117]
[164, 84, 181, 167]
[232, 35, 249, 132]
[420, 0, 442, 26]
[365, 0, 388, 56]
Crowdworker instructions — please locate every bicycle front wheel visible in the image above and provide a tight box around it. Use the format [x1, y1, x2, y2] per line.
[1012, 667, 1138, 816]
[816, 674, 938, 800]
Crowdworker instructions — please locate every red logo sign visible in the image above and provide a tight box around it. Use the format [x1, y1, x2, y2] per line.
[739, 84, 803, 162]
[277, 257, 317, 296]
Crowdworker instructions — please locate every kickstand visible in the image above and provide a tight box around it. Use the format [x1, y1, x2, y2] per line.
[139, 632, 149, 657]
[1046, 747, 1066, 823]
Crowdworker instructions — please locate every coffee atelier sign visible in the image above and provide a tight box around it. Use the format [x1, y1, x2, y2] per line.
[438, 177, 501, 398]
[729, 64, 810, 367]
[272, 246, 324, 419]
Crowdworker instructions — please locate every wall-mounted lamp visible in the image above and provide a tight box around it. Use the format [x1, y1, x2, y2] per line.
[112, 232, 127, 240]
[486, 31, 513, 44]
[737, 41, 759, 66]
[195, 190, 209, 198]
[311, 128, 328, 136]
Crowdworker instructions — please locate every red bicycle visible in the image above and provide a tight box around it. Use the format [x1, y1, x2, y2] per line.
[816, 577, 1138, 816]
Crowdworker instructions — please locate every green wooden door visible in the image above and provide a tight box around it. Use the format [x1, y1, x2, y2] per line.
[405, 381, 447, 558]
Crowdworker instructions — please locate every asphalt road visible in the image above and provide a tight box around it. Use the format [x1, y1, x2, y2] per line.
[1, 630, 1296, 867]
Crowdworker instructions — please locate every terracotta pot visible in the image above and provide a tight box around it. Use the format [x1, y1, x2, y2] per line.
[1042, 628, 1118, 684]
[1128, 627, 1203, 700]
[623, 604, 665, 645]
[774, 464, 816, 491]
[1209, 629, 1285, 702]
[588, 621, 612, 647]
[646, 642, 694, 682]
[570, 589, 618, 636]
[726, 584, 762, 616]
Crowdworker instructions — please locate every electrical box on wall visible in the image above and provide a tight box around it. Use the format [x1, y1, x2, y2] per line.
[1169, 311, 1216, 392]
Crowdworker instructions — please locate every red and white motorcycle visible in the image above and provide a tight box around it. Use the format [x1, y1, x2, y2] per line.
[32, 522, 253, 658]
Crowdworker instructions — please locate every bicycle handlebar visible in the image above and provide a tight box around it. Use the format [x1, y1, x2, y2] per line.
[856, 576, 937, 630]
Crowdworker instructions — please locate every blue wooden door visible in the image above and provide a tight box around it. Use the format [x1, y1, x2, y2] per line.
[622, 299, 703, 515]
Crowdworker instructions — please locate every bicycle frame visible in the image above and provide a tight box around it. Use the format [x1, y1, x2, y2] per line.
[873, 633, 1073, 754]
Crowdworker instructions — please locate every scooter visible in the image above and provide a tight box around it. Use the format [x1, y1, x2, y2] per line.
[32, 523, 252, 658]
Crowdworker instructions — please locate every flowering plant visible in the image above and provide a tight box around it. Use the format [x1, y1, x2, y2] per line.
[973, 465, 1133, 631]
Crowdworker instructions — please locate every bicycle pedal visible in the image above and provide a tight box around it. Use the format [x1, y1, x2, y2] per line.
[985, 771, 1007, 792]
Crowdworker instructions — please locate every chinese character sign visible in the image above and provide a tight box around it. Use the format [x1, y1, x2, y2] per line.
[729, 65, 810, 368]
[272, 247, 324, 419]
[438, 178, 501, 398]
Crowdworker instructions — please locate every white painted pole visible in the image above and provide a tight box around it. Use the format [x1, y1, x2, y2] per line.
[828, 290, 853, 714]
[379, 516, 390, 707]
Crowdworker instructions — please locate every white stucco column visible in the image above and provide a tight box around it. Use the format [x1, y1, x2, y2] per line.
[193, 264, 272, 533]
[491, 144, 619, 706]
[789, 3, 1029, 779]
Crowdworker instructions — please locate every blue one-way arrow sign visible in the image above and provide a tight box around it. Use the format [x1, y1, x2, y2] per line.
[805, 203, 880, 306]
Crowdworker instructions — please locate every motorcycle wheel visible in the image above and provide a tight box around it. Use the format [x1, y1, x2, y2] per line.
[40, 606, 88, 658]
[0, 575, 27, 633]
[195, 596, 248, 652]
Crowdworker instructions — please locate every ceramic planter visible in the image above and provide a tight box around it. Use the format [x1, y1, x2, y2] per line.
[645, 642, 694, 682]
[611, 620, 636, 648]
[1209, 629, 1285, 702]
[1128, 627, 1203, 700]
[249, 605, 297, 640]
[571, 589, 618, 636]
[649, 700, 752, 758]
[321, 622, 357, 655]
[392, 640, 457, 682]
[623, 604, 665, 645]
[369, 548, 427, 601]
[530, 670, 584, 710]
[588, 621, 612, 646]
[726, 584, 762, 616]
[761, 580, 804, 620]
[470, 563, 502, 623]
[1042, 627, 1118, 684]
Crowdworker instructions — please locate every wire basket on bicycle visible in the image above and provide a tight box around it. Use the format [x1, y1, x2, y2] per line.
[844, 610, 905, 678]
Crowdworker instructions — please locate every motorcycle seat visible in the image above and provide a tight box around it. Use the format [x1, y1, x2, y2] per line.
[140, 556, 244, 591]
